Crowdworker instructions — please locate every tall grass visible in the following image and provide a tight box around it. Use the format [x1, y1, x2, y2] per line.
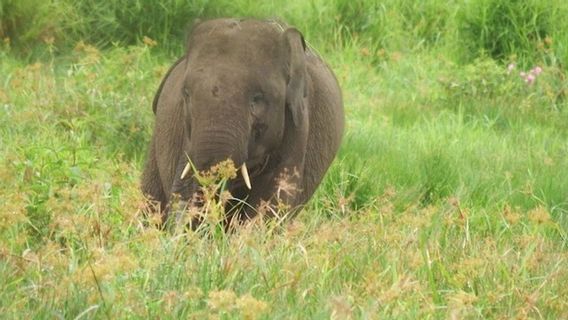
[2, 0, 568, 67]
[1, 0, 568, 318]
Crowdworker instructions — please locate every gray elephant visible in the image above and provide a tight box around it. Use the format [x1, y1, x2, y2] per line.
[141, 18, 344, 226]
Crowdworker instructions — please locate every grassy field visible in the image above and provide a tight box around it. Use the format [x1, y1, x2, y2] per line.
[1, 1, 568, 319]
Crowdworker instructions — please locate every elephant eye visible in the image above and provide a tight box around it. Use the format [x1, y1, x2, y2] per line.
[253, 123, 268, 141]
[251, 93, 264, 104]
[250, 93, 266, 116]
[183, 87, 190, 98]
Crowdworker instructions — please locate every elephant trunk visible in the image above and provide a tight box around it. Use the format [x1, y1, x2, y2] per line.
[189, 125, 248, 174]
[168, 123, 250, 230]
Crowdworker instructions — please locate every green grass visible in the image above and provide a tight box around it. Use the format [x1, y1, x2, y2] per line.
[1, 1, 568, 319]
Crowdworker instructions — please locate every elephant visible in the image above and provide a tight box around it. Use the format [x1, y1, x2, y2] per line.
[141, 18, 344, 227]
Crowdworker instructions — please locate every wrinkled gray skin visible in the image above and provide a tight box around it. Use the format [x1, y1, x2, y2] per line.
[141, 18, 344, 226]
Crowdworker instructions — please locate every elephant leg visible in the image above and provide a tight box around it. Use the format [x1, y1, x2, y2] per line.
[235, 164, 305, 224]
[167, 153, 208, 231]
[141, 138, 167, 212]
[170, 154, 192, 200]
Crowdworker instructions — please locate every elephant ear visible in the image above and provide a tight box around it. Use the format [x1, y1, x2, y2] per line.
[281, 28, 308, 127]
[152, 56, 186, 114]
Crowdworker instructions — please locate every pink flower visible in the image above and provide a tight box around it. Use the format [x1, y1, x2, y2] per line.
[519, 66, 542, 85]
[507, 63, 516, 74]
[525, 73, 536, 85]
[531, 66, 543, 75]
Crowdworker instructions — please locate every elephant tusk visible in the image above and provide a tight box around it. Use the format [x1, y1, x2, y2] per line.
[180, 162, 192, 180]
[241, 163, 252, 190]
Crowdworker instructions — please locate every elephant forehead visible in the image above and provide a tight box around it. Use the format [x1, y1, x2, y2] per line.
[193, 39, 279, 68]
[188, 65, 284, 103]
[190, 62, 276, 85]
[188, 22, 282, 68]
